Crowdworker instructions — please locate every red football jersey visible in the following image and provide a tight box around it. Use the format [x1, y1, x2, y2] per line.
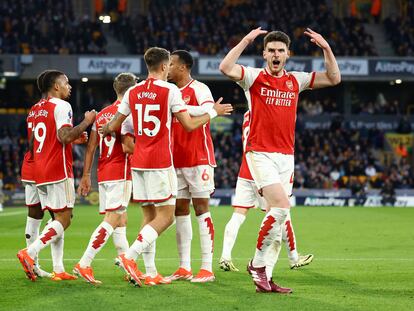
[21, 99, 46, 183]
[238, 111, 253, 181]
[172, 79, 216, 168]
[31, 97, 73, 185]
[237, 67, 315, 154]
[93, 101, 131, 183]
[117, 78, 187, 170]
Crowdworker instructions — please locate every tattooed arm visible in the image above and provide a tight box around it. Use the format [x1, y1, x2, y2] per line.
[58, 110, 96, 145]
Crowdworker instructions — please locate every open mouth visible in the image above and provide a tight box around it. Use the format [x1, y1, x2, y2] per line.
[272, 60, 280, 66]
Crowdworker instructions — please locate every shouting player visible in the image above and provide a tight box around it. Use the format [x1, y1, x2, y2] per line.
[74, 73, 138, 284]
[220, 111, 313, 272]
[219, 28, 341, 293]
[167, 50, 217, 282]
[17, 70, 96, 281]
[101, 47, 232, 287]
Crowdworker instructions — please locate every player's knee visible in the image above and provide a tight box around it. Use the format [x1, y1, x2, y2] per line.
[28, 205, 43, 219]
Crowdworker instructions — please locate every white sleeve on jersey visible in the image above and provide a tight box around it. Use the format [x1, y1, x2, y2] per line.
[290, 71, 316, 93]
[194, 82, 215, 106]
[169, 85, 187, 114]
[118, 88, 132, 116]
[91, 122, 97, 131]
[236, 66, 262, 91]
[186, 104, 214, 116]
[121, 115, 134, 135]
[185, 82, 215, 116]
[54, 100, 73, 131]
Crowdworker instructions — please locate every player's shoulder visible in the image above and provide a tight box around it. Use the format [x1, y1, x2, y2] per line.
[49, 97, 71, 109]
[189, 79, 211, 93]
[154, 79, 179, 91]
[287, 71, 311, 78]
[243, 66, 263, 75]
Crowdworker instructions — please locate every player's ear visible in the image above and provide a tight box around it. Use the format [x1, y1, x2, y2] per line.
[287, 49, 290, 59]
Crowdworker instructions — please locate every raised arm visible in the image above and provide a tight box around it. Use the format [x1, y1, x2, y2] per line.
[175, 97, 233, 131]
[304, 28, 341, 88]
[77, 129, 99, 196]
[58, 110, 96, 145]
[219, 27, 268, 81]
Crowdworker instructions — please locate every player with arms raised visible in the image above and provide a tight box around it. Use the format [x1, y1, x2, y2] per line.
[219, 28, 341, 293]
[220, 111, 313, 273]
[73, 73, 138, 284]
[17, 70, 96, 281]
[101, 47, 232, 287]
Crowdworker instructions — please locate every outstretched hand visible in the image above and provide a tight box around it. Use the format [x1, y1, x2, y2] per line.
[244, 27, 268, 44]
[304, 28, 330, 50]
[213, 97, 233, 116]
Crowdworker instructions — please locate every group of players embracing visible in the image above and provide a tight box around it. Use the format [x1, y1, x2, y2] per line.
[17, 27, 340, 293]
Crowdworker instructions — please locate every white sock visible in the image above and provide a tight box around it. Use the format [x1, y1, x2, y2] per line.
[252, 207, 288, 267]
[25, 217, 42, 247]
[27, 220, 64, 259]
[176, 215, 192, 271]
[197, 212, 214, 272]
[265, 237, 282, 280]
[79, 221, 114, 267]
[282, 213, 299, 262]
[112, 226, 129, 255]
[51, 232, 65, 273]
[221, 212, 246, 261]
[142, 241, 157, 277]
[125, 225, 158, 261]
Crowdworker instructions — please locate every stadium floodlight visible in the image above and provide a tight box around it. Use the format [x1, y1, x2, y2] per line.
[395, 79, 402, 84]
[81, 77, 89, 82]
[99, 15, 111, 23]
[3, 71, 18, 77]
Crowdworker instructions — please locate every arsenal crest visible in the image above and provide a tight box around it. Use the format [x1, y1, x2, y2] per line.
[286, 80, 293, 90]
[183, 95, 191, 104]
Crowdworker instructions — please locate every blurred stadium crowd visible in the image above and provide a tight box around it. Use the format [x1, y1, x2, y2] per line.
[0, 0, 412, 56]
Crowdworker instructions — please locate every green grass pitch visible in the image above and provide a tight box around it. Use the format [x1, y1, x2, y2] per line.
[1, 205, 414, 311]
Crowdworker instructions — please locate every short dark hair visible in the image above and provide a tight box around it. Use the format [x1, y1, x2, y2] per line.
[144, 47, 170, 71]
[39, 70, 65, 93]
[36, 70, 52, 93]
[171, 50, 194, 69]
[113, 72, 138, 96]
[264, 31, 291, 49]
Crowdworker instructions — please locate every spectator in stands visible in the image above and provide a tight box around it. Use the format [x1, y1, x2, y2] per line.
[380, 179, 396, 206]
[0, 0, 107, 55]
[112, 0, 376, 56]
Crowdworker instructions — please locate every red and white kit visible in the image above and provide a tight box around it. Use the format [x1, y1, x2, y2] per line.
[30, 97, 75, 211]
[238, 67, 315, 192]
[21, 100, 45, 207]
[232, 111, 266, 210]
[93, 100, 132, 214]
[172, 79, 216, 199]
[118, 78, 187, 204]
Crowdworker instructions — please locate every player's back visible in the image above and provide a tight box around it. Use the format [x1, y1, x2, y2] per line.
[21, 99, 46, 183]
[125, 78, 186, 170]
[31, 97, 73, 185]
[95, 101, 130, 182]
[172, 79, 216, 168]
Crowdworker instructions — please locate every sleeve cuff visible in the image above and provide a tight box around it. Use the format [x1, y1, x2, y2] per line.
[309, 72, 316, 89]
